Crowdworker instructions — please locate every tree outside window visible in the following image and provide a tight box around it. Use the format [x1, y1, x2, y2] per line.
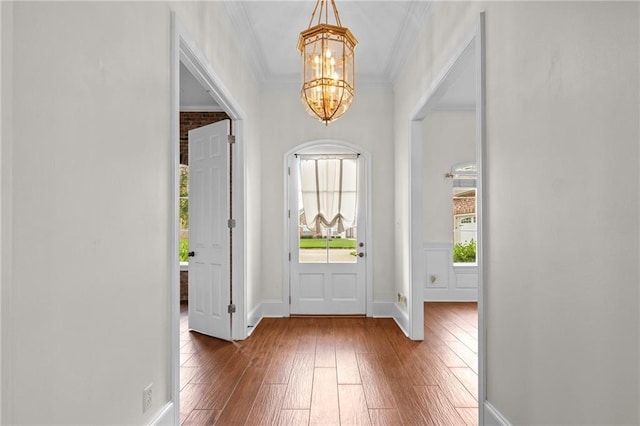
[179, 164, 189, 262]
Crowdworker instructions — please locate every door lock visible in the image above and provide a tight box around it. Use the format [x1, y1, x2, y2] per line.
[358, 252, 365, 258]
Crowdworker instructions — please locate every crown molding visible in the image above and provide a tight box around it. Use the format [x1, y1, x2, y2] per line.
[385, 1, 433, 84]
[221, 2, 269, 83]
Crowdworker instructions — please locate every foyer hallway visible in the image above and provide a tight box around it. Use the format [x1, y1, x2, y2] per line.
[179, 303, 478, 425]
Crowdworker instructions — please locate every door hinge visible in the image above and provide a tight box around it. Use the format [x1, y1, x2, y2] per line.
[288, 209, 291, 219]
[228, 219, 236, 229]
[228, 304, 236, 314]
[288, 252, 291, 261]
[228, 135, 236, 144]
[289, 295, 291, 304]
[288, 166, 291, 176]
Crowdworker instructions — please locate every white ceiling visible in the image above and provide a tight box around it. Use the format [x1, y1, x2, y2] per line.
[180, 63, 222, 111]
[222, 1, 432, 85]
[431, 42, 477, 111]
[180, 1, 476, 111]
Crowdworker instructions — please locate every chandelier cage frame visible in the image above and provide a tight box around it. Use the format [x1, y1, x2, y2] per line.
[298, 0, 357, 125]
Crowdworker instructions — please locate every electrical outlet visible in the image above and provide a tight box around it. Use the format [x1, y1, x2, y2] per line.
[143, 383, 153, 413]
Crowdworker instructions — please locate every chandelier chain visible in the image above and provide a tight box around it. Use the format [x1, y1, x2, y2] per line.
[306, 0, 343, 29]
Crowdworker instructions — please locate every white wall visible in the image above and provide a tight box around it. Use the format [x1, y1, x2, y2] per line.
[1, 2, 261, 424]
[259, 86, 395, 307]
[0, 2, 10, 422]
[396, 1, 640, 424]
[423, 110, 475, 243]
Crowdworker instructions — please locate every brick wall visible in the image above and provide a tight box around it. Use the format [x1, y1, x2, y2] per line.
[180, 271, 188, 302]
[453, 197, 476, 215]
[180, 111, 229, 302]
[180, 111, 230, 165]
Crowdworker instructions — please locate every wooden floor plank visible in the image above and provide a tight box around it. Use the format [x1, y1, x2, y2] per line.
[386, 378, 430, 425]
[245, 384, 287, 425]
[182, 409, 219, 425]
[450, 367, 479, 401]
[356, 353, 397, 409]
[309, 368, 340, 425]
[413, 385, 466, 425]
[180, 367, 197, 391]
[338, 384, 371, 425]
[194, 352, 252, 410]
[264, 351, 296, 384]
[282, 353, 315, 409]
[179, 384, 208, 424]
[432, 344, 469, 368]
[456, 407, 479, 425]
[368, 409, 403, 426]
[278, 409, 310, 425]
[444, 341, 478, 374]
[213, 350, 273, 425]
[336, 349, 361, 384]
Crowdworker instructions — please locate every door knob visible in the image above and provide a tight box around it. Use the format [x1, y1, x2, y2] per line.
[188, 251, 195, 257]
[359, 242, 364, 247]
[358, 252, 365, 258]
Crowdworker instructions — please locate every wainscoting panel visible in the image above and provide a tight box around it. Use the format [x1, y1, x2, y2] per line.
[424, 243, 478, 301]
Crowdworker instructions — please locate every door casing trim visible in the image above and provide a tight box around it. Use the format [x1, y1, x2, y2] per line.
[407, 11, 486, 423]
[170, 12, 248, 425]
[283, 140, 373, 317]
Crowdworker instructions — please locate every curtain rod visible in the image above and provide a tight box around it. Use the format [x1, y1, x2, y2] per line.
[295, 153, 360, 158]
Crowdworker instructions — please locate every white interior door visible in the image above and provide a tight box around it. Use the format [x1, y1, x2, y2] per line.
[188, 120, 231, 340]
[289, 154, 366, 314]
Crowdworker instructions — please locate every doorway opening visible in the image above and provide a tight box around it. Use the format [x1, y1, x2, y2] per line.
[285, 141, 373, 316]
[170, 13, 248, 424]
[408, 12, 485, 422]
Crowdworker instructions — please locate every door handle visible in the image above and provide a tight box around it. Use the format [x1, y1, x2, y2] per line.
[358, 252, 365, 258]
[188, 251, 195, 257]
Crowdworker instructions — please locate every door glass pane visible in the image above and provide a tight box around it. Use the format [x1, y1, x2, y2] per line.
[328, 227, 357, 263]
[299, 215, 329, 263]
[298, 205, 358, 264]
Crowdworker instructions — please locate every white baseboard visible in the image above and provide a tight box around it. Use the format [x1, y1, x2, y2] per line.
[247, 302, 263, 326]
[372, 301, 394, 317]
[149, 401, 174, 426]
[262, 299, 287, 317]
[424, 289, 478, 302]
[484, 401, 512, 426]
[392, 302, 410, 336]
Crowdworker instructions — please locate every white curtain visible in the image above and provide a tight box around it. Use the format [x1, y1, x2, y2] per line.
[299, 156, 358, 233]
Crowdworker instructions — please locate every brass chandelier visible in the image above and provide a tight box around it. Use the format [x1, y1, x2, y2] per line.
[298, 0, 357, 125]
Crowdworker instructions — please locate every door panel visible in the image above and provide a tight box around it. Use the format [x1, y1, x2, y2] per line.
[188, 120, 231, 340]
[290, 153, 366, 314]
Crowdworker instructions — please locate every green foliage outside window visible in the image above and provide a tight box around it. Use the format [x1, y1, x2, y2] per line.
[179, 165, 189, 262]
[453, 240, 476, 263]
[179, 165, 189, 230]
[179, 239, 189, 262]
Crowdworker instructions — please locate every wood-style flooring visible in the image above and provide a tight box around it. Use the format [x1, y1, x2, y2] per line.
[180, 302, 478, 425]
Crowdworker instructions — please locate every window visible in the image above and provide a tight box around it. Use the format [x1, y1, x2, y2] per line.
[297, 156, 358, 264]
[179, 164, 189, 262]
[452, 162, 477, 263]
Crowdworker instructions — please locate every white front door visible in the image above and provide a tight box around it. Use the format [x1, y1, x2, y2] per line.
[188, 120, 232, 340]
[289, 153, 366, 314]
